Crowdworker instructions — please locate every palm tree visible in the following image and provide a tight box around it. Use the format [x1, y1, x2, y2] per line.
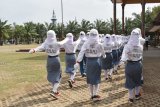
[125, 17, 134, 35]
[116, 19, 122, 34]
[35, 23, 46, 43]
[108, 18, 114, 34]
[12, 23, 25, 45]
[65, 21, 79, 37]
[44, 22, 56, 31]
[23, 22, 37, 44]
[93, 19, 109, 34]
[0, 19, 11, 45]
[151, 5, 160, 20]
[79, 19, 93, 33]
[55, 23, 64, 40]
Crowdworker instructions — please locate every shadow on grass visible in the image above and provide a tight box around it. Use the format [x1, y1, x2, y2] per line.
[21, 53, 66, 61]
[21, 55, 47, 60]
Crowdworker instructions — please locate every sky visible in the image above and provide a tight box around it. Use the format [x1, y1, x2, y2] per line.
[0, 0, 159, 25]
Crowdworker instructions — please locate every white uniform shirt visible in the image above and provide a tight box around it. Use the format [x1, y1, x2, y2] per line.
[34, 42, 64, 56]
[77, 42, 105, 62]
[63, 39, 80, 53]
[103, 43, 113, 53]
[112, 42, 119, 50]
[140, 38, 145, 45]
[121, 45, 143, 61]
[77, 40, 85, 51]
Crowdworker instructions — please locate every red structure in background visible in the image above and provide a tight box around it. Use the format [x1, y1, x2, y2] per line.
[111, 0, 160, 37]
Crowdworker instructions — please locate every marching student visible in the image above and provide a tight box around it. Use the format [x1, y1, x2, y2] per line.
[77, 31, 87, 77]
[135, 28, 145, 84]
[29, 30, 67, 99]
[117, 35, 124, 69]
[62, 33, 80, 88]
[74, 29, 106, 101]
[101, 34, 114, 80]
[121, 29, 143, 103]
[111, 34, 119, 74]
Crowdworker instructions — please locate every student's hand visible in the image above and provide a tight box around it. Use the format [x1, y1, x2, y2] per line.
[74, 62, 79, 70]
[120, 60, 126, 65]
[29, 49, 35, 54]
[102, 54, 106, 59]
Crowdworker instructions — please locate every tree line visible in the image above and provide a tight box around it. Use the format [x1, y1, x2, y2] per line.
[0, 6, 160, 45]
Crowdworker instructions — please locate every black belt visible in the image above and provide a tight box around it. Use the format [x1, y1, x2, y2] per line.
[66, 53, 75, 55]
[105, 52, 112, 54]
[127, 59, 141, 62]
[86, 57, 99, 59]
[48, 55, 58, 58]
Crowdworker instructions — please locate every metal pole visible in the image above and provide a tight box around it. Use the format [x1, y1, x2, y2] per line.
[122, 3, 125, 34]
[113, 0, 116, 34]
[61, 0, 64, 39]
[141, 0, 146, 37]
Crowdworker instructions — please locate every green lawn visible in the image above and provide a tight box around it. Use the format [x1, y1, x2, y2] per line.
[0, 44, 65, 97]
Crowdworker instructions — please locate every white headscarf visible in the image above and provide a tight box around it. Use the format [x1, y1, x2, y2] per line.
[79, 31, 86, 41]
[135, 28, 145, 45]
[117, 35, 122, 45]
[127, 29, 141, 46]
[111, 34, 118, 43]
[44, 30, 57, 44]
[87, 29, 99, 44]
[85, 32, 90, 40]
[104, 34, 113, 45]
[65, 33, 74, 44]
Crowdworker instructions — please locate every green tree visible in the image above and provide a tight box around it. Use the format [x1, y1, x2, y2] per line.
[12, 23, 25, 45]
[44, 22, 56, 31]
[65, 21, 79, 37]
[23, 22, 37, 44]
[108, 18, 122, 34]
[151, 5, 160, 20]
[125, 18, 134, 35]
[93, 19, 108, 34]
[79, 19, 93, 33]
[0, 19, 11, 45]
[35, 23, 46, 43]
[55, 23, 64, 40]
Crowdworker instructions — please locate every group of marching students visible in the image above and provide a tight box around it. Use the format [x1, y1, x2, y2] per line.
[29, 28, 145, 103]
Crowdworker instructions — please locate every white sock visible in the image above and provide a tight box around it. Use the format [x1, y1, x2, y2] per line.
[94, 84, 100, 96]
[89, 84, 94, 96]
[128, 89, 134, 99]
[135, 86, 140, 95]
[52, 83, 60, 93]
[114, 65, 118, 71]
[104, 70, 108, 78]
[141, 75, 143, 80]
[70, 72, 76, 81]
[109, 69, 113, 76]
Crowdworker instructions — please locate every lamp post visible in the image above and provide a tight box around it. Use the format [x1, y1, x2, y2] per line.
[61, 0, 64, 39]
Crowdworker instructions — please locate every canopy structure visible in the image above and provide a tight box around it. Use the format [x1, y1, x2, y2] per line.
[111, 0, 160, 37]
[150, 13, 160, 32]
[111, 0, 160, 4]
[149, 12, 160, 46]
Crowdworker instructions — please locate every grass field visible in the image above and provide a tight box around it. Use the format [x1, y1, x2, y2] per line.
[0, 44, 66, 98]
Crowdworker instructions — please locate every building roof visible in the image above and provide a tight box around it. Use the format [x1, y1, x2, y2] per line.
[153, 12, 160, 25]
[149, 12, 160, 32]
[111, 0, 160, 4]
[149, 26, 160, 32]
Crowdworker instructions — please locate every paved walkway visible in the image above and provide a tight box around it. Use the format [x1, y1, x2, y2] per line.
[0, 47, 160, 107]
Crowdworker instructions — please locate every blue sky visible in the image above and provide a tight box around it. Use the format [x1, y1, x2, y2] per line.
[0, 0, 159, 24]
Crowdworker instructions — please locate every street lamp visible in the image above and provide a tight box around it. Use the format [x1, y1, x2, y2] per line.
[61, 0, 64, 39]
